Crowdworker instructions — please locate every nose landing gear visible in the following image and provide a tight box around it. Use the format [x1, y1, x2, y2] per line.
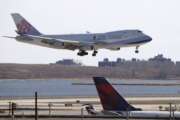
[135, 46, 139, 54]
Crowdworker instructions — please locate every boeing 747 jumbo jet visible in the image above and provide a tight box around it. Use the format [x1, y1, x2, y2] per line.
[5, 13, 152, 56]
[90, 77, 180, 119]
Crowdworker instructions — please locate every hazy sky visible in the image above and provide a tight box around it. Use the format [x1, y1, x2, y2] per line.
[0, 0, 180, 66]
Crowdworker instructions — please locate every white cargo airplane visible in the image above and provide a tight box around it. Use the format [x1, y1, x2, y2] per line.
[88, 77, 180, 119]
[5, 13, 152, 56]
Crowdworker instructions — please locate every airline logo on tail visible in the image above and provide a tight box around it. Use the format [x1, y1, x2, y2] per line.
[93, 77, 141, 111]
[11, 13, 41, 35]
[17, 19, 32, 34]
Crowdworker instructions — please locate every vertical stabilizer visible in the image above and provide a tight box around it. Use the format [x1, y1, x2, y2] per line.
[11, 13, 41, 35]
[93, 77, 141, 111]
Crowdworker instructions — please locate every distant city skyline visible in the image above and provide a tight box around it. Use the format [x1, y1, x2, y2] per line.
[98, 54, 177, 67]
[100, 54, 176, 62]
[53, 54, 179, 67]
[1, 0, 180, 66]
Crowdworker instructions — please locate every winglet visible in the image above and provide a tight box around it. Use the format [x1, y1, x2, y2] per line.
[11, 13, 41, 35]
[93, 77, 141, 111]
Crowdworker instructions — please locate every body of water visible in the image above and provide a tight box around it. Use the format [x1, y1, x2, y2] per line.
[0, 79, 180, 97]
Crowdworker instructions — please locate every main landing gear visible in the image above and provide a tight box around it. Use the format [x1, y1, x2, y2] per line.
[77, 50, 88, 56]
[135, 46, 139, 54]
[92, 50, 98, 56]
[77, 50, 98, 56]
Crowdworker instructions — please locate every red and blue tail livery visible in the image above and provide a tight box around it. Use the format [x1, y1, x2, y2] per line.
[93, 77, 141, 111]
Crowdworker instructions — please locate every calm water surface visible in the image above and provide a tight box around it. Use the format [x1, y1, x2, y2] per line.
[0, 79, 180, 97]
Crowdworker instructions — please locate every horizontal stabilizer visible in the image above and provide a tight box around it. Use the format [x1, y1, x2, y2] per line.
[2, 36, 16, 39]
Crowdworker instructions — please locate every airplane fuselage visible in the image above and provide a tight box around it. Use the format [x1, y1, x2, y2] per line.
[121, 111, 180, 118]
[16, 30, 151, 51]
[101, 110, 180, 118]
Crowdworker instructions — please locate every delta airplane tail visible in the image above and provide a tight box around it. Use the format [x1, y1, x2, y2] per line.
[93, 77, 141, 111]
[11, 13, 41, 35]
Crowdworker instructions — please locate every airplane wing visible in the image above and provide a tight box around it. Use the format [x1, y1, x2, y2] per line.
[27, 35, 93, 50]
[94, 41, 107, 45]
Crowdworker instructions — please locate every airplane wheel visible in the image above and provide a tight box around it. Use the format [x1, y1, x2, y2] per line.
[135, 46, 139, 54]
[84, 51, 88, 55]
[135, 50, 139, 54]
[77, 53, 83, 56]
[77, 50, 88, 56]
[92, 50, 98, 56]
[92, 53, 96, 56]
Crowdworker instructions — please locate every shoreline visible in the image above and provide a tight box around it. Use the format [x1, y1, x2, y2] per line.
[0, 78, 180, 81]
[1, 94, 180, 100]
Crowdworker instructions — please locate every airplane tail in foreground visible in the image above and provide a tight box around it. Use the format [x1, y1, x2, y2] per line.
[11, 13, 41, 35]
[93, 77, 141, 111]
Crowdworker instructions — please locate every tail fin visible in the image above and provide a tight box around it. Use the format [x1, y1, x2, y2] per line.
[93, 77, 141, 111]
[11, 13, 41, 35]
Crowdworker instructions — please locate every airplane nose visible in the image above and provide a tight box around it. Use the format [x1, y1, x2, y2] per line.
[145, 35, 152, 42]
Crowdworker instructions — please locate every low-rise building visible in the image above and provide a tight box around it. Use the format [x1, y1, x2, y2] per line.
[55, 59, 82, 66]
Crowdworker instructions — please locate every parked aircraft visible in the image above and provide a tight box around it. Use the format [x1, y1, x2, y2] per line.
[89, 77, 180, 118]
[5, 13, 152, 56]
